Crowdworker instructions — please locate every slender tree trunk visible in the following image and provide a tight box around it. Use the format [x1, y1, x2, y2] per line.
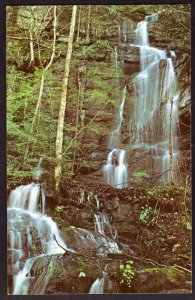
[95, 6, 98, 38]
[71, 82, 80, 174]
[86, 5, 91, 42]
[55, 5, 77, 192]
[76, 6, 81, 41]
[29, 25, 35, 69]
[71, 65, 86, 174]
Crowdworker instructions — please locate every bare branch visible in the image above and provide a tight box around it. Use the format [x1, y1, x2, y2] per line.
[166, 5, 190, 15]
[6, 35, 52, 49]
[62, 98, 111, 156]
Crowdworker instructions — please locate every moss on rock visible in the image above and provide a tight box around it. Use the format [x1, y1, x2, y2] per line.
[130, 266, 191, 293]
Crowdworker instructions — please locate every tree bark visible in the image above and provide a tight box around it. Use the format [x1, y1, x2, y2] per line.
[76, 6, 81, 41]
[29, 20, 35, 69]
[86, 5, 91, 42]
[55, 5, 77, 192]
[71, 82, 80, 174]
[71, 65, 86, 174]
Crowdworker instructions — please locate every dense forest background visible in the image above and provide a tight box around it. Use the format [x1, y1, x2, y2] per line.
[7, 5, 191, 190]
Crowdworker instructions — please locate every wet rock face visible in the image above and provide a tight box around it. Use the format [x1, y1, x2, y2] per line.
[69, 18, 191, 184]
[130, 267, 192, 293]
[53, 180, 191, 257]
[28, 254, 102, 294]
[12, 180, 190, 294]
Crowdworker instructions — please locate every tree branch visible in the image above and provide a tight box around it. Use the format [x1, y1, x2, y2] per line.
[166, 5, 190, 15]
[62, 98, 111, 156]
[6, 35, 52, 49]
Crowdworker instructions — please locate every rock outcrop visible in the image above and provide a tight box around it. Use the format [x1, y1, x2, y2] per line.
[14, 179, 190, 294]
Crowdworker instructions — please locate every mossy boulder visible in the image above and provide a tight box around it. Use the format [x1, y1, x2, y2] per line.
[28, 253, 102, 294]
[130, 266, 191, 293]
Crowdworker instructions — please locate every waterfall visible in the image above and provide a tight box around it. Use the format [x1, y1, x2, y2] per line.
[89, 277, 105, 294]
[33, 158, 43, 182]
[8, 183, 72, 295]
[145, 14, 158, 22]
[103, 86, 129, 188]
[130, 15, 180, 183]
[95, 213, 106, 235]
[135, 21, 149, 46]
[109, 85, 126, 147]
[114, 149, 128, 188]
[94, 212, 117, 239]
[114, 46, 119, 80]
[72, 227, 121, 254]
[13, 256, 39, 295]
[103, 148, 128, 188]
[94, 195, 100, 210]
[89, 265, 108, 294]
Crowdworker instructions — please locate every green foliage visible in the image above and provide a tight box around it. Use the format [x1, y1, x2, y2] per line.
[120, 260, 135, 287]
[48, 261, 63, 277]
[55, 205, 65, 213]
[181, 216, 192, 230]
[139, 204, 153, 224]
[86, 89, 108, 103]
[147, 184, 178, 197]
[74, 40, 112, 61]
[53, 205, 73, 233]
[132, 170, 149, 183]
[140, 266, 189, 287]
[7, 63, 75, 186]
[75, 257, 95, 275]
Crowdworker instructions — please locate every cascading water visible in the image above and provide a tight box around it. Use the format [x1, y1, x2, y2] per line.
[89, 277, 105, 294]
[103, 148, 128, 188]
[74, 191, 120, 254]
[94, 212, 117, 240]
[89, 265, 108, 294]
[8, 183, 72, 295]
[129, 16, 180, 183]
[103, 86, 129, 188]
[72, 227, 120, 254]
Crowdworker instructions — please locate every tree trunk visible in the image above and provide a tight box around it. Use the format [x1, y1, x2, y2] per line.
[71, 65, 86, 174]
[86, 5, 91, 42]
[76, 6, 81, 41]
[71, 83, 80, 174]
[55, 5, 77, 192]
[29, 21, 35, 70]
[95, 6, 98, 38]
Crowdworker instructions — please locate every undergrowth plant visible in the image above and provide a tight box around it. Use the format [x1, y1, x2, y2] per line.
[119, 260, 135, 287]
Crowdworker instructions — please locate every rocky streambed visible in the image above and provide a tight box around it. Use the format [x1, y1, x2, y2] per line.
[10, 179, 190, 294]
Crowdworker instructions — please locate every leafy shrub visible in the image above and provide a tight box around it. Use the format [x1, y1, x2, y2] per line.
[119, 260, 135, 287]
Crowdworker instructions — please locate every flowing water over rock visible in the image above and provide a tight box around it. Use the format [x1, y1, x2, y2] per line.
[8, 182, 122, 294]
[8, 183, 71, 295]
[103, 86, 129, 188]
[71, 226, 120, 255]
[89, 265, 108, 294]
[129, 16, 180, 183]
[103, 149, 128, 188]
[89, 276, 105, 294]
[105, 15, 180, 186]
[94, 212, 117, 240]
